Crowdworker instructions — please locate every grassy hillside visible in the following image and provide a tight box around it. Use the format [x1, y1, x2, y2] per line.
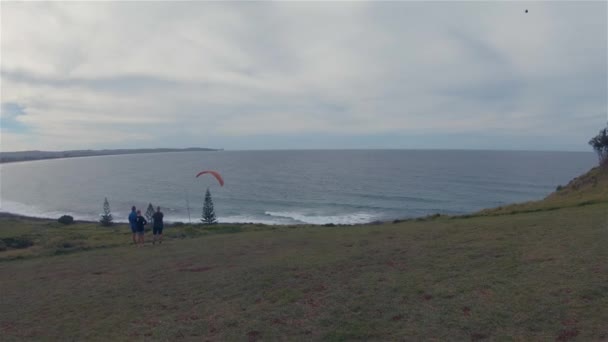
[477, 166, 608, 216]
[0, 168, 606, 341]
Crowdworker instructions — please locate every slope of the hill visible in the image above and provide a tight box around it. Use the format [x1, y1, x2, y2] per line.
[477, 166, 607, 216]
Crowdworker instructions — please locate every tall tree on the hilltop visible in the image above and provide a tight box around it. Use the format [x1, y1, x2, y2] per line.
[589, 124, 608, 168]
[145, 203, 155, 223]
[201, 188, 217, 224]
[100, 197, 113, 226]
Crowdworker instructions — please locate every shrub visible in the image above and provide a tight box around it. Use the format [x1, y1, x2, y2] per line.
[556, 185, 563, 191]
[172, 221, 185, 227]
[1, 236, 34, 249]
[58, 215, 74, 225]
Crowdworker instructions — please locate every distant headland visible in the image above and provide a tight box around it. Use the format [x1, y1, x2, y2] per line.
[0, 148, 222, 163]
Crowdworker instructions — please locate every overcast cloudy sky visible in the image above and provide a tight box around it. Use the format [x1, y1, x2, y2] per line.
[1, 1, 606, 151]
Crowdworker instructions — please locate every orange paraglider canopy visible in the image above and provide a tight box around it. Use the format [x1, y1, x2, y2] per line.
[195, 170, 224, 186]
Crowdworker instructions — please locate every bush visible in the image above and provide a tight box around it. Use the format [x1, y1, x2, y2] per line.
[58, 215, 74, 225]
[1, 236, 34, 249]
[172, 221, 185, 227]
[556, 185, 563, 191]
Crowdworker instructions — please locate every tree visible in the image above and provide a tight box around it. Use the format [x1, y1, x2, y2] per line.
[100, 197, 113, 226]
[145, 203, 155, 224]
[589, 125, 608, 167]
[201, 188, 217, 224]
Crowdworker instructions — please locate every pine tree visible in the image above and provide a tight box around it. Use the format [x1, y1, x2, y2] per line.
[145, 203, 155, 223]
[100, 197, 113, 226]
[201, 188, 217, 224]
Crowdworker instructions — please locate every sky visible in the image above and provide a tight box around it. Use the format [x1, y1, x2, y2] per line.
[1, 1, 606, 152]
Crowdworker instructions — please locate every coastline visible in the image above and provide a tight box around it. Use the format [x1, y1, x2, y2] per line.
[0, 210, 385, 226]
[0, 147, 222, 164]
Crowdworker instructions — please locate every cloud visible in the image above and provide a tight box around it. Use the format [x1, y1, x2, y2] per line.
[1, 1, 606, 151]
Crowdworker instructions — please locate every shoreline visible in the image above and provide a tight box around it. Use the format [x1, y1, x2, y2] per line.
[1, 149, 593, 164]
[0, 212, 104, 224]
[0, 210, 424, 227]
[0, 147, 222, 164]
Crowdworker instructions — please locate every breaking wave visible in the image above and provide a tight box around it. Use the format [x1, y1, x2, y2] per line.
[264, 211, 376, 225]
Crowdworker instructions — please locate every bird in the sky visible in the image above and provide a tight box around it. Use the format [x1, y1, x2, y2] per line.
[525, 9, 528, 13]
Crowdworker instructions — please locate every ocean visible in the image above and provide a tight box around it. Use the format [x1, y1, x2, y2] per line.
[0, 150, 596, 225]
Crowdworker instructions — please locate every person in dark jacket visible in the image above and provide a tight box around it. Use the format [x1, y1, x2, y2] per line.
[128, 206, 137, 244]
[136, 209, 147, 247]
[152, 206, 164, 245]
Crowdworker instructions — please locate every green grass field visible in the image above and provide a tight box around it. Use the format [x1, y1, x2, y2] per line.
[1, 168, 607, 341]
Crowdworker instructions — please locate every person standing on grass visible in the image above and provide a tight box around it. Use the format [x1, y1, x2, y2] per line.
[136, 209, 147, 247]
[152, 206, 164, 245]
[128, 206, 138, 244]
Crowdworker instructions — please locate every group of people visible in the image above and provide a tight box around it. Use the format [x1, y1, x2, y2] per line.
[128, 206, 164, 247]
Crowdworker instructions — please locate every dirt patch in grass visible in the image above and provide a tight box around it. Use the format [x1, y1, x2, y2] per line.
[293, 272, 313, 280]
[1, 321, 17, 333]
[477, 288, 494, 300]
[304, 297, 323, 308]
[470, 332, 488, 341]
[272, 318, 286, 325]
[556, 328, 580, 341]
[384, 259, 407, 270]
[522, 255, 555, 264]
[561, 318, 579, 326]
[247, 330, 262, 342]
[179, 266, 214, 272]
[49, 270, 81, 279]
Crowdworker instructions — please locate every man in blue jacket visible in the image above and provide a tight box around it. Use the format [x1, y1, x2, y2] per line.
[128, 206, 138, 244]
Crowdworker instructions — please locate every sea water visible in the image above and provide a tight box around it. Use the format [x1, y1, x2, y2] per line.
[0, 150, 596, 225]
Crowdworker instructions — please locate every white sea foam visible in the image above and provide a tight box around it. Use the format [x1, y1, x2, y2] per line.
[264, 211, 376, 225]
[218, 215, 290, 225]
[162, 215, 283, 225]
[147, 213, 289, 225]
[0, 199, 131, 222]
[0, 199, 85, 220]
[0, 200, 299, 225]
[0, 198, 376, 226]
